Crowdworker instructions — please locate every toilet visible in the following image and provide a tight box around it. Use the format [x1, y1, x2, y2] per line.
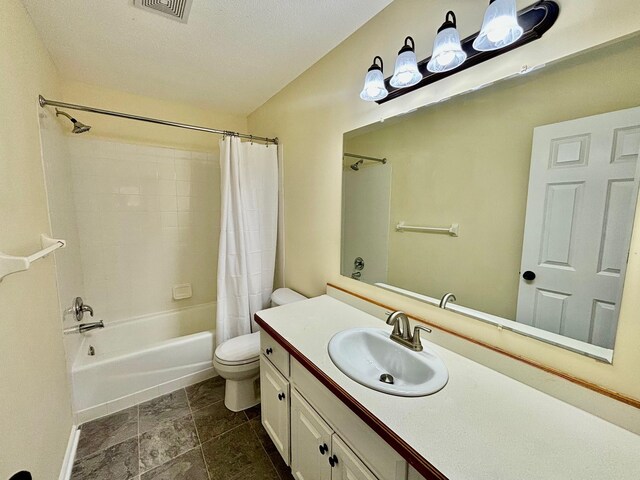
[213, 288, 306, 412]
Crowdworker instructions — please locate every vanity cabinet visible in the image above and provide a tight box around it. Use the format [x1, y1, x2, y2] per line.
[260, 355, 290, 464]
[260, 330, 408, 480]
[291, 389, 377, 480]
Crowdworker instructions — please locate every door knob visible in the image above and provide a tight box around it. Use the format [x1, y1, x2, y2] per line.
[319, 443, 328, 455]
[522, 271, 536, 281]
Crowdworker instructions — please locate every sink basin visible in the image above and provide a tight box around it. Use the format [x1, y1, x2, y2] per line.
[328, 328, 448, 397]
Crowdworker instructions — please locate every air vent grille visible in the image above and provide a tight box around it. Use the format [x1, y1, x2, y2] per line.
[134, 0, 193, 23]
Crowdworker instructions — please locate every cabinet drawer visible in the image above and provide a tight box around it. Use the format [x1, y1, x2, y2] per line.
[260, 330, 290, 377]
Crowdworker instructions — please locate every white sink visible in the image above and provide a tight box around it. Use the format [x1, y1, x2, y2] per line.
[328, 327, 448, 397]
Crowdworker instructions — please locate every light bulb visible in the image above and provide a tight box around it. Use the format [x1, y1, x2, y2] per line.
[473, 0, 523, 52]
[486, 16, 516, 42]
[390, 37, 422, 88]
[360, 56, 388, 102]
[427, 12, 467, 74]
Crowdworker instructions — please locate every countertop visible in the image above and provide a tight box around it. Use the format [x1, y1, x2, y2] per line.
[255, 295, 640, 480]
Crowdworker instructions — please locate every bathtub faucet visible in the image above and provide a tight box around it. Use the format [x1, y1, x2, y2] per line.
[64, 320, 104, 335]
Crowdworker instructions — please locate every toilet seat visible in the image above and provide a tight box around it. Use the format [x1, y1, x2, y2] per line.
[214, 331, 260, 366]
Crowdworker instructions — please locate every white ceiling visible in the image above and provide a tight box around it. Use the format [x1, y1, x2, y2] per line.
[22, 0, 392, 115]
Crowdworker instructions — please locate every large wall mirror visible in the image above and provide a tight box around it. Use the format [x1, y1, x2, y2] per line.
[341, 35, 640, 363]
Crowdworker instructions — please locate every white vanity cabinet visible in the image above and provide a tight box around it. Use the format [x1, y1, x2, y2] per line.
[260, 355, 290, 465]
[291, 389, 378, 480]
[260, 330, 408, 480]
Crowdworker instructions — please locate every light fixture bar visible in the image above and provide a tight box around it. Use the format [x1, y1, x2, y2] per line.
[376, 0, 559, 104]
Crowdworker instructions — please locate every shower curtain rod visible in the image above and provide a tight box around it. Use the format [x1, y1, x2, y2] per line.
[343, 152, 387, 163]
[38, 95, 278, 145]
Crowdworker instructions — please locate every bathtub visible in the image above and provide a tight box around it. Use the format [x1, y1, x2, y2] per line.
[72, 303, 216, 423]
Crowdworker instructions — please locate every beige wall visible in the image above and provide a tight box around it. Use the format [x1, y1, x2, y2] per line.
[248, 0, 640, 404]
[344, 38, 640, 320]
[59, 80, 247, 152]
[0, 0, 73, 477]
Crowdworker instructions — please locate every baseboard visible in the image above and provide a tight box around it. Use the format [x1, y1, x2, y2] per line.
[58, 424, 80, 480]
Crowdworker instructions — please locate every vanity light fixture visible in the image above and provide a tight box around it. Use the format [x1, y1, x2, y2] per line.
[361, 1, 559, 104]
[390, 37, 422, 89]
[473, 0, 524, 51]
[360, 56, 388, 102]
[427, 11, 467, 73]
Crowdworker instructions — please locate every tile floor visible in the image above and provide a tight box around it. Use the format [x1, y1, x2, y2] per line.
[71, 377, 293, 480]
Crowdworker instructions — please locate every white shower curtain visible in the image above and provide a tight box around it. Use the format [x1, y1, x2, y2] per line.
[216, 136, 279, 344]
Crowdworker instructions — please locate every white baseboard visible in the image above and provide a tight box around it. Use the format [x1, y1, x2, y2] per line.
[58, 424, 80, 480]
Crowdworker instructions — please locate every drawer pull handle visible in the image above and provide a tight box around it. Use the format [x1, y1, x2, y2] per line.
[329, 454, 338, 467]
[278, 392, 285, 401]
[265, 347, 273, 355]
[319, 443, 328, 455]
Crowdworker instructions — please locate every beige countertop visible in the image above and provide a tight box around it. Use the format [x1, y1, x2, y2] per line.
[256, 295, 640, 480]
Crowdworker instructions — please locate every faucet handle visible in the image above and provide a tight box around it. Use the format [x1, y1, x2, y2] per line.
[411, 325, 432, 351]
[73, 297, 94, 321]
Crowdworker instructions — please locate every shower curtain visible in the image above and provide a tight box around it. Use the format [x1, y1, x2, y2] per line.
[216, 136, 279, 344]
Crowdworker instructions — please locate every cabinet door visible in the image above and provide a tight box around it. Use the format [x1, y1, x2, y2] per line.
[291, 389, 333, 480]
[330, 435, 378, 480]
[260, 356, 290, 465]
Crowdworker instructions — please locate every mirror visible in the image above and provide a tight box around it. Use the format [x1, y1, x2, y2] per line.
[341, 35, 640, 362]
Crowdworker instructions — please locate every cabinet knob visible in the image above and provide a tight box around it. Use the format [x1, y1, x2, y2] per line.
[278, 392, 285, 401]
[329, 454, 338, 467]
[319, 443, 328, 455]
[265, 347, 273, 355]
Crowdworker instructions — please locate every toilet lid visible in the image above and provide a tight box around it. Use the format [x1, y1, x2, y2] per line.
[215, 331, 261, 365]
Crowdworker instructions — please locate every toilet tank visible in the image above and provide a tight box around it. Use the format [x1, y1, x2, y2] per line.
[270, 288, 306, 307]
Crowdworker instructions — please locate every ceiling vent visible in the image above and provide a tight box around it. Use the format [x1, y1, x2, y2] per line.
[133, 0, 193, 23]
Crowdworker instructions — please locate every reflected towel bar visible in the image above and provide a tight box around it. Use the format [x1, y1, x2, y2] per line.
[396, 222, 459, 237]
[0, 234, 66, 282]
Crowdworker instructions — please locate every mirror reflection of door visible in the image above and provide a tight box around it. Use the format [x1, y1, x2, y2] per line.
[516, 107, 640, 348]
[341, 162, 392, 284]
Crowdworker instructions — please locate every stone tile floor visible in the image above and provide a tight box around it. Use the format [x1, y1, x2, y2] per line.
[71, 377, 293, 480]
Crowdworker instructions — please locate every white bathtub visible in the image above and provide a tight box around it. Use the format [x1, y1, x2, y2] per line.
[72, 303, 216, 423]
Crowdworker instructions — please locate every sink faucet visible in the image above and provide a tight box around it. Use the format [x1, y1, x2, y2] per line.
[439, 293, 456, 309]
[385, 311, 432, 351]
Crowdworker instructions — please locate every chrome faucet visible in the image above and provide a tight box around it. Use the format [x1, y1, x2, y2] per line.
[385, 311, 432, 351]
[72, 297, 94, 321]
[64, 320, 104, 335]
[439, 293, 456, 309]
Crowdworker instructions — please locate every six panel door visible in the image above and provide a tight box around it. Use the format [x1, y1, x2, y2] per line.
[516, 106, 640, 347]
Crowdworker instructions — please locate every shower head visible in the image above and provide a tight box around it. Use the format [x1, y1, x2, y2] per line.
[55, 108, 91, 134]
[350, 160, 364, 171]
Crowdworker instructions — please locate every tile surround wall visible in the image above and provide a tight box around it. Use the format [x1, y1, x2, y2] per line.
[39, 110, 87, 367]
[68, 137, 219, 322]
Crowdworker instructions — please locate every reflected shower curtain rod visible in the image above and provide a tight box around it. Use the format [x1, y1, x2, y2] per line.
[38, 95, 278, 145]
[343, 152, 387, 163]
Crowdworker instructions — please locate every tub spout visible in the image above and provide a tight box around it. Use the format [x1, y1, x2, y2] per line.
[64, 320, 104, 335]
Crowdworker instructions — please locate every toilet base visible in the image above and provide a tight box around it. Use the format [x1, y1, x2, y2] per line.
[224, 374, 261, 412]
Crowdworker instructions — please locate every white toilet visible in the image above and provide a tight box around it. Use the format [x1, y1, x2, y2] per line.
[213, 288, 306, 412]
